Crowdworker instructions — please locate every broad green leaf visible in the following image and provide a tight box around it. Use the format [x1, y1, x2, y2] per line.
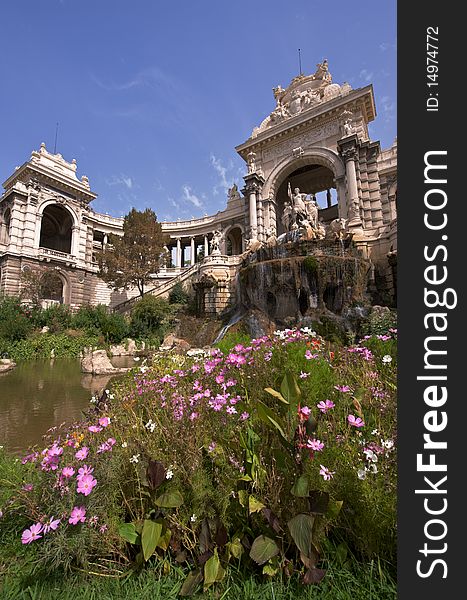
[118, 522, 139, 544]
[249, 535, 280, 565]
[204, 549, 225, 591]
[155, 490, 184, 508]
[264, 387, 288, 404]
[257, 401, 287, 439]
[227, 538, 243, 560]
[280, 372, 301, 404]
[291, 474, 310, 498]
[237, 489, 248, 508]
[157, 527, 172, 550]
[142, 520, 162, 561]
[287, 514, 315, 558]
[249, 495, 266, 514]
[326, 499, 343, 520]
[179, 569, 203, 596]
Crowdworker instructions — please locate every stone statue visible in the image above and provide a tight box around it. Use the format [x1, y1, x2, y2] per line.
[288, 184, 309, 228]
[305, 194, 319, 229]
[313, 59, 332, 83]
[210, 230, 223, 254]
[247, 151, 257, 174]
[265, 227, 277, 247]
[281, 199, 294, 231]
[341, 110, 354, 136]
[227, 183, 241, 203]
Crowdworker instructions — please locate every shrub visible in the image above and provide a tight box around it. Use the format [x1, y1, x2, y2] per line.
[0, 333, 101, 361]
[129, 295, 170, 339]
[0, 296, 32, 342]
[72, 305, 129, 344]
[168, 281, 189, 305]
[33, 304, 73, 333]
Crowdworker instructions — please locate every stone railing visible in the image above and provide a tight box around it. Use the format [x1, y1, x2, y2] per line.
[112, 254, 243, 314]
[38, 247, 76, 264]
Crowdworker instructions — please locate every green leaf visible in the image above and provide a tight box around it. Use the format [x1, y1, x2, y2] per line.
[179, 569, 203, 596]
[280, 372, 301, 404]
[118, 522, 139, 545]
[264, 387, 288, 404]
[287, 514, 315, 558]
[263, 563, 279, 576]
[336, 542, 348, 565]
[227, 538, 243, 560]
[249, 535, 280, 565]
[142, 520, 162, 561]
[237, 489, 248, 508]
[204, 549, 225, 591]
[155, 490, 184, 508]
[291, 475, 310, 498]
[157, 527, 171, 550]
[249, 495, 266, 514]
[257, 401, 287, 439]
[326, 499, 343, 520]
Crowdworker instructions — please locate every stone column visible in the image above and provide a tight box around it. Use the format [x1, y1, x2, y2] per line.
[204, 235, 209, 257]
[190, 237, 195, 265]
[338, 135, 363, 231]
[176, 238, 182, 268]
[326, 189, 332, 208]
[242, 172, 264, 241]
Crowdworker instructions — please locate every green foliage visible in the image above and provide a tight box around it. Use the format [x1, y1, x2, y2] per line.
[215, 330, 252, 355]
[0, 296, 33, 342]
[71, 304, 129, 343]
[362, 308, 397, 336]
[129, 295, 170, 339]
[168, 281, 189, 305]
[303, 256, 318, 275]
[0, 333, 100, 361]
[33, 304, 73, 333]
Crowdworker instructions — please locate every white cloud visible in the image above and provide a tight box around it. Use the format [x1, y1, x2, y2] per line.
[106, 174, 134, 189]
[182, 185, 203, 209]
[209, 153, 240, 197]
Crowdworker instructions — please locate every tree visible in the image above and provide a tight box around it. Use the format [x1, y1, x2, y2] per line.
[97, 208, 169, 297]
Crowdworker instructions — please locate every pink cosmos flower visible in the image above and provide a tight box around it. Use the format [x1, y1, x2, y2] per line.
[317, 400, 335, 413]
[69, 506, 86, 525]
[77, 474, 97, 496]
[43, 516, 61, 534]
[334, 385, 351, 393]
[240, 412, 250, 421]
[299, 371, 309, 379]
[299, 406, 311, 418]
[88, 425, 103, 433]
[21, 483, 34, 492]
[226, 406, 237, 415]
[98, 416, 111, 428]
[348, 414, 365, 428]
[77, 464, 94, 480]
[306, 438, 324, 451]
[21, 522, 43, 544]
[75, 447, 89, 461]
[61, 466, 75, 478]
[305, 350, 318, 360]
[319, 465, 335, 481]
[99, 524, 108, 533]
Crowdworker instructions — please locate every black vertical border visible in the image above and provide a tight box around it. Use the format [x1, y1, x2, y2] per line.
[398, 4, 463, 598]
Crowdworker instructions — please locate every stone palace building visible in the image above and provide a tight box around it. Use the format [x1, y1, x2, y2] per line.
[0, 61, 397, 313]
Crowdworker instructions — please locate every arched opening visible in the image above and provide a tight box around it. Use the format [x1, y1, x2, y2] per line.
[0, 208, 11, 245]
[275, 164, 337, 235]
[39, 204, 73, 254]
[225, 227, 243, 255]
[39, 271, 64, 303]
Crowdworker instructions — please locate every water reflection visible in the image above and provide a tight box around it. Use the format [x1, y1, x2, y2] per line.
[0, 357, 132, 453]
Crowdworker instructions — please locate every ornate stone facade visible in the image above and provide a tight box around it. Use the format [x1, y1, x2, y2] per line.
[0, 61, 397, 310]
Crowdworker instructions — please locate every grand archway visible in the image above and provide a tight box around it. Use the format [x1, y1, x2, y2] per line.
[39, 204, 73, 254]
[225, 226, 243, 255]
[39, 270, 64, 303]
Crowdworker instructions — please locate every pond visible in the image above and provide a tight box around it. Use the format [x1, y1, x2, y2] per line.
[0, 356, 136, 454]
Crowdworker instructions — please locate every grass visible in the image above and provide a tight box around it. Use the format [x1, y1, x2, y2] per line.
[0, 555, 397, 600]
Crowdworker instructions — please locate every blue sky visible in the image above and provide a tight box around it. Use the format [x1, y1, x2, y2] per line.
[0, 1, 396, 220]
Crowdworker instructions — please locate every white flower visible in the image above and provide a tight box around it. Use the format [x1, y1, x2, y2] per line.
[190, 514, 197, 522]
[357, 469, 367, 480]
[382, 355, 392, 364]
[166, 468, 174, 480]
[364, 449, 378, 463]
[371, 429, 379, 436]
[130, 454, 140, 464]
[145, 420, 156, 433]
[140, 366, 148, 374]
[133, 356, 140, 361]
[381, 439, 394, 450]
[108, 393, 115, 400]
[105, 389, 110, 394]
[90, 396, 97, 404]
[368, 463, 378, 474]
[121, 442, 128, 448]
